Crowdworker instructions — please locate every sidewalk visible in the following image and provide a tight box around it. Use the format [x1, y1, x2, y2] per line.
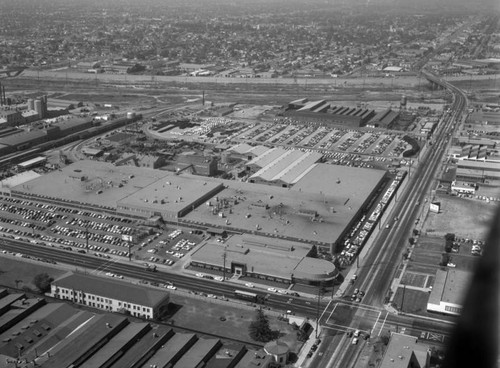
[294, 324, 322, 368]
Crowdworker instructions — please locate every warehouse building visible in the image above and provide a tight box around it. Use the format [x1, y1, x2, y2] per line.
[0, 289, 280, 367]
[190, 234, 338, 285]
[11, 158, 385, 251]
[175, 151, 218, 176]
[117, 175, 224, 219]
[248, 149, 323, 187]
[223, 143, 270, 164]
[427, 269, 470, 316]
[48, 273, 170, 319]
[379, 333, 430, 368]
[284, 98, 375, 128]
[366, 108, 400, 128]
[455, 159, 500, 183]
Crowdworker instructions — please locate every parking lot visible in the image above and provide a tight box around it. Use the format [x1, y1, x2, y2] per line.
[233, 118, 410, 161]
[136, 228, 204, 267]
[0, 195, 204, 265]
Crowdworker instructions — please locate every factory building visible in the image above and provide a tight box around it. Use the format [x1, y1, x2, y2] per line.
[379, 333, 431, 368]
[48, 273, 170, 320]
[190, 234, 338, 285]
[116, 174, 225, 219]
[11, 158, 386, 252]
[176, 151, 218, 176]
[0, 289, 284, 368]
[284, 98, 375, 127]
[456, 159, 500, 183]
[366, 108, 400, 128]
[427, 269, 469, 316]
[0, 108, 25, 127]
[247, 149, 323, 187]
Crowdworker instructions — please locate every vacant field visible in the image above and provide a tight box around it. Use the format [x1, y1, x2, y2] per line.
[405, 263, 440, 275]
[0, 256, 68, 291]
[170, 294, 301, 348]
[400, 272, 428, 288]
[423, 194, 496, 240]
[392, 287, 429, 315]
[410, 250, 442, 267]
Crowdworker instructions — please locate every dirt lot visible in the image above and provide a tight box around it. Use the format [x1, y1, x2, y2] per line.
[423, 193, 497, 241]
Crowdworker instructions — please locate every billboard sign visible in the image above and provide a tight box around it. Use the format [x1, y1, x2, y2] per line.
[429, 202, 440, 213]
[122, 234, 133, 242]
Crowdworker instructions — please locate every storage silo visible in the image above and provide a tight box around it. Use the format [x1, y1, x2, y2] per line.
[400, 95, 407, 107]
[34, 99, 43, 118]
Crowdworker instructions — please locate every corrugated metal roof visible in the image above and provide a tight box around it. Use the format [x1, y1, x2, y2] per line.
[247, 147, 287, 168]
[297, 100, 326, 112]
[274, 151, 323, 184]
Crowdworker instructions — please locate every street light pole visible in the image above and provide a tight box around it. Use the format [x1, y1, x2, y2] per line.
[400, 284, 406, 312]
[222, 249, 227, 282]
[315, 283, 322, 339]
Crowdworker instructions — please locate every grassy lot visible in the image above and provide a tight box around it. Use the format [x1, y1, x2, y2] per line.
[405, 263, 439, 275]
[392, 287, 457, 322]
[410, 250, 442, 267]
[400, 272, 427, 288]
[0, 256, 68, 291]
[163, 294, 303, 350]
[392, 287, 429, 315]
[415, 236, 445, 251]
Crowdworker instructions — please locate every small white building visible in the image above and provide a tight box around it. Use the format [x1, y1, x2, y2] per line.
[48, 273, 170, 320]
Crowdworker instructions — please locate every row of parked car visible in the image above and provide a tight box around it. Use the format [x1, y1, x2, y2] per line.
[51, 225, 129, 248]
[65, 217, 133, 235]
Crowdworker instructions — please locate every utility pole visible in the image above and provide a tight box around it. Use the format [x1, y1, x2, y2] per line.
[222, 249, 227, 282]
[400, 284, 406, 312]
[315, 283, 322, 339]
[85, 224, 89, 250]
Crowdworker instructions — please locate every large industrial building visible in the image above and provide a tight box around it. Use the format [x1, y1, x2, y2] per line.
[8, 155, 385, 251]
[366, 108, 400, 128]
[0, 117, 94, 155]
[246, 147, 323, 187]
[427, 269, 470, 316]
[455, 159, 500, 182]
[191, 234, 338, 285]
[0, 289, 285, 368]
[379, 333, 430, 368]
[48, 273, 171, 319]
[284, 98, 375, 127]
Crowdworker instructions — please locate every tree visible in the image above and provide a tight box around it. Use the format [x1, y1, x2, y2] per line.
[33, 273, 53, 293]
[444, 233, 455, 242]
[440, 253, 450, 266]
[248, 309, 273, 342]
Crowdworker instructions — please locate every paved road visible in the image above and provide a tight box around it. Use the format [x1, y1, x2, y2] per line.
[307, 72, 468, 368]
[0, 238, 322, 317]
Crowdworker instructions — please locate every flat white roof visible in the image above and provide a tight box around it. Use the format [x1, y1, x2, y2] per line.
[18, 156, 47, 168]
